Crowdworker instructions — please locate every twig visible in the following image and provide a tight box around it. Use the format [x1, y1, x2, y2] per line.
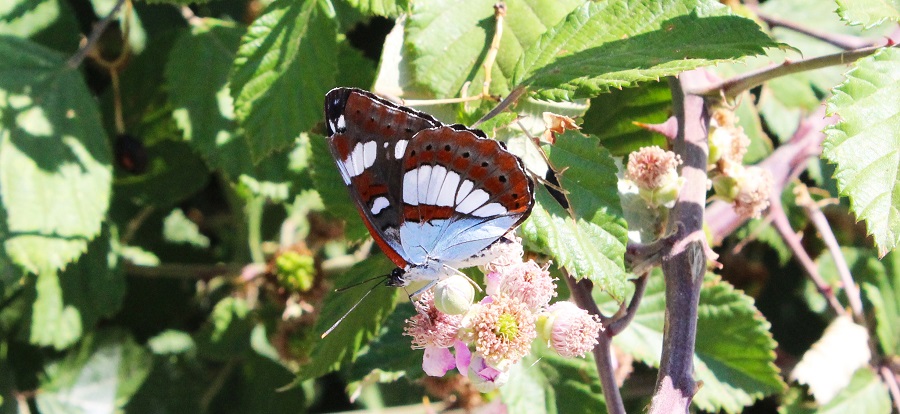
[795, 185, 864, 320]
[124, 262, 245, 279]
[649, 70, 711, 414]
[481, 3, 506, 97]
[881, 365, 900, 413]
[563, 271, 625, 414]
[120, 205, 155, 245]
[756, 11, 873, 50]
[693, 42, 897, 100]
[769, 197, 847, 316]
[67, 0, 128, 68]
[607, 273, 649, 336]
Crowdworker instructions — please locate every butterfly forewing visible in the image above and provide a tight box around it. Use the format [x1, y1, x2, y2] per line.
[324, 88, 440, 267]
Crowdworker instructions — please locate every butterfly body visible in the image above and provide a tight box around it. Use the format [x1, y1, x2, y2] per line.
[324, 88, 534, 288]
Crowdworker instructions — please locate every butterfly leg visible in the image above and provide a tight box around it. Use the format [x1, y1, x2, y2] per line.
[408, 279, 439, 300]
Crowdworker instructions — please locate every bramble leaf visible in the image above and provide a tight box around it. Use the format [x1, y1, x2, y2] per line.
[230, 0, 337, 160]
[598, 274, 783, 413]
[501, 344, 607, 414]
[35, 330, 152, 414]
[836, 0, 900, 29]
[520, 132, 628, 300]
[514, 0, 779, 101]
[823, 48, 900, 256]
[0, 35, 112, 275]
[406, 0, 583, 98]
[780, 368, 891, 414]
[294, 255, 399, 383]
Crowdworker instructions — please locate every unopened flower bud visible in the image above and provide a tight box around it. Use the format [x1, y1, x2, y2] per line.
[733, 166, 773, 219]
[433, 275, 475, 315]
[625, 146, 683, 208]
[542, 302, 603, 358]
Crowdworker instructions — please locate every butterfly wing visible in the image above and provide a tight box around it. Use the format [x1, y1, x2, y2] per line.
[324, 88, 441, 267]
[396, 125, 534, 267]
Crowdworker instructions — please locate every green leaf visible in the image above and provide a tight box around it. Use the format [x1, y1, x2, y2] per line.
[520, 132, 628, 300]
[344, 0, 408, 17]
[580, 81, 672, 157]
[309, 132, 369, 241]
[162, 209, 210, 248]
[196, 297, 254, 360]
[138, 0, 212, 5]
[780, 368, 891, 414]
[0, 0, 81, 53]
[406, 0, 584, 98]
[822, 48, 900, 256]
[0, 36, 112, 274]
[836, 0, 900, 28]
[599, 273, 783, 413]
[30, 229, 127, 349]
[294, 255, 399, 382]
[36, 330, 152, 414]
[348, 302, 422, 380]
[501, 345, 607, 414]
[166, 20, 253, 180]
[112, 139, 210, 208]
[693, 277, 785, 412]
[230, 0, 338, 160]
[514, 0, 779, 101]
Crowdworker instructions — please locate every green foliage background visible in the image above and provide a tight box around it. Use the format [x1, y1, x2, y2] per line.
[0, 0, 898, 413]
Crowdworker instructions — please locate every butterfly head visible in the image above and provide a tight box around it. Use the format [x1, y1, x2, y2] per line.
[386, 267, 407, 287]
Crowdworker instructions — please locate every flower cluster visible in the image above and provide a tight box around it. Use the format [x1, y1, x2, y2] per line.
[707, 107, 773, 219]
[403, 238, 603, 392]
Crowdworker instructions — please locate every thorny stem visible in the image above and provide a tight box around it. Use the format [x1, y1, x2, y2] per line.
[693, 42, 898, 100]
[563, 272, 626, 414]
[608, 273, 650, 336]
[768, 196, 847, 317]
[881, 365, 900, 413]
[649, 71, 711, 414]
[796, 185, 864, 320]
[755, 11, 874, 50]
[67, 0, 128, 68]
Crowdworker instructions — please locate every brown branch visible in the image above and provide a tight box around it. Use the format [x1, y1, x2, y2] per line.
[693, 42, 897, 100]
[607, 272, 650, 336]
[648, 70, 712, 413]
[564, 272, 625, 414]
[756, 11, 874, 50]
[796, 185, 864, 319]
[124, 262, 245, 279]
[769, 196, 847, 317]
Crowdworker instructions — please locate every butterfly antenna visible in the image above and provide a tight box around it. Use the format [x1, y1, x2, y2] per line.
[321, 276, 386, 338]
[334, 274, 390, 293]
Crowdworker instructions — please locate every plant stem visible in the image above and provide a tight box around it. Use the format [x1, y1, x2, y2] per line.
[564, 273, 626, 414]
[246, 196, 266, 264]
[881, 365, 900, 413]
[693, 43, 896, 100]
[755, 11, 872, 50]
[797, 185, 864, 319]
[608, 273, 649, 336]
[649, 71, 711, 414]
[769, 197, 847, 317]
[67, 0, 128, 68]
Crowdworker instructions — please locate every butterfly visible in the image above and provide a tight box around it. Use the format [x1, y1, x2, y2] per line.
[323, 87, 535, 292]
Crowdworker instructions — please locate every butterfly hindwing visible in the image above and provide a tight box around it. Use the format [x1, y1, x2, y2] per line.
[397, 126, 534, 266]
[324, 88, 440, 267]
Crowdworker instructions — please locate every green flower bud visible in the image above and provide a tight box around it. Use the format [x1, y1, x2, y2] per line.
[433, 275, 475, 315]
[275, 251, 315, 292]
